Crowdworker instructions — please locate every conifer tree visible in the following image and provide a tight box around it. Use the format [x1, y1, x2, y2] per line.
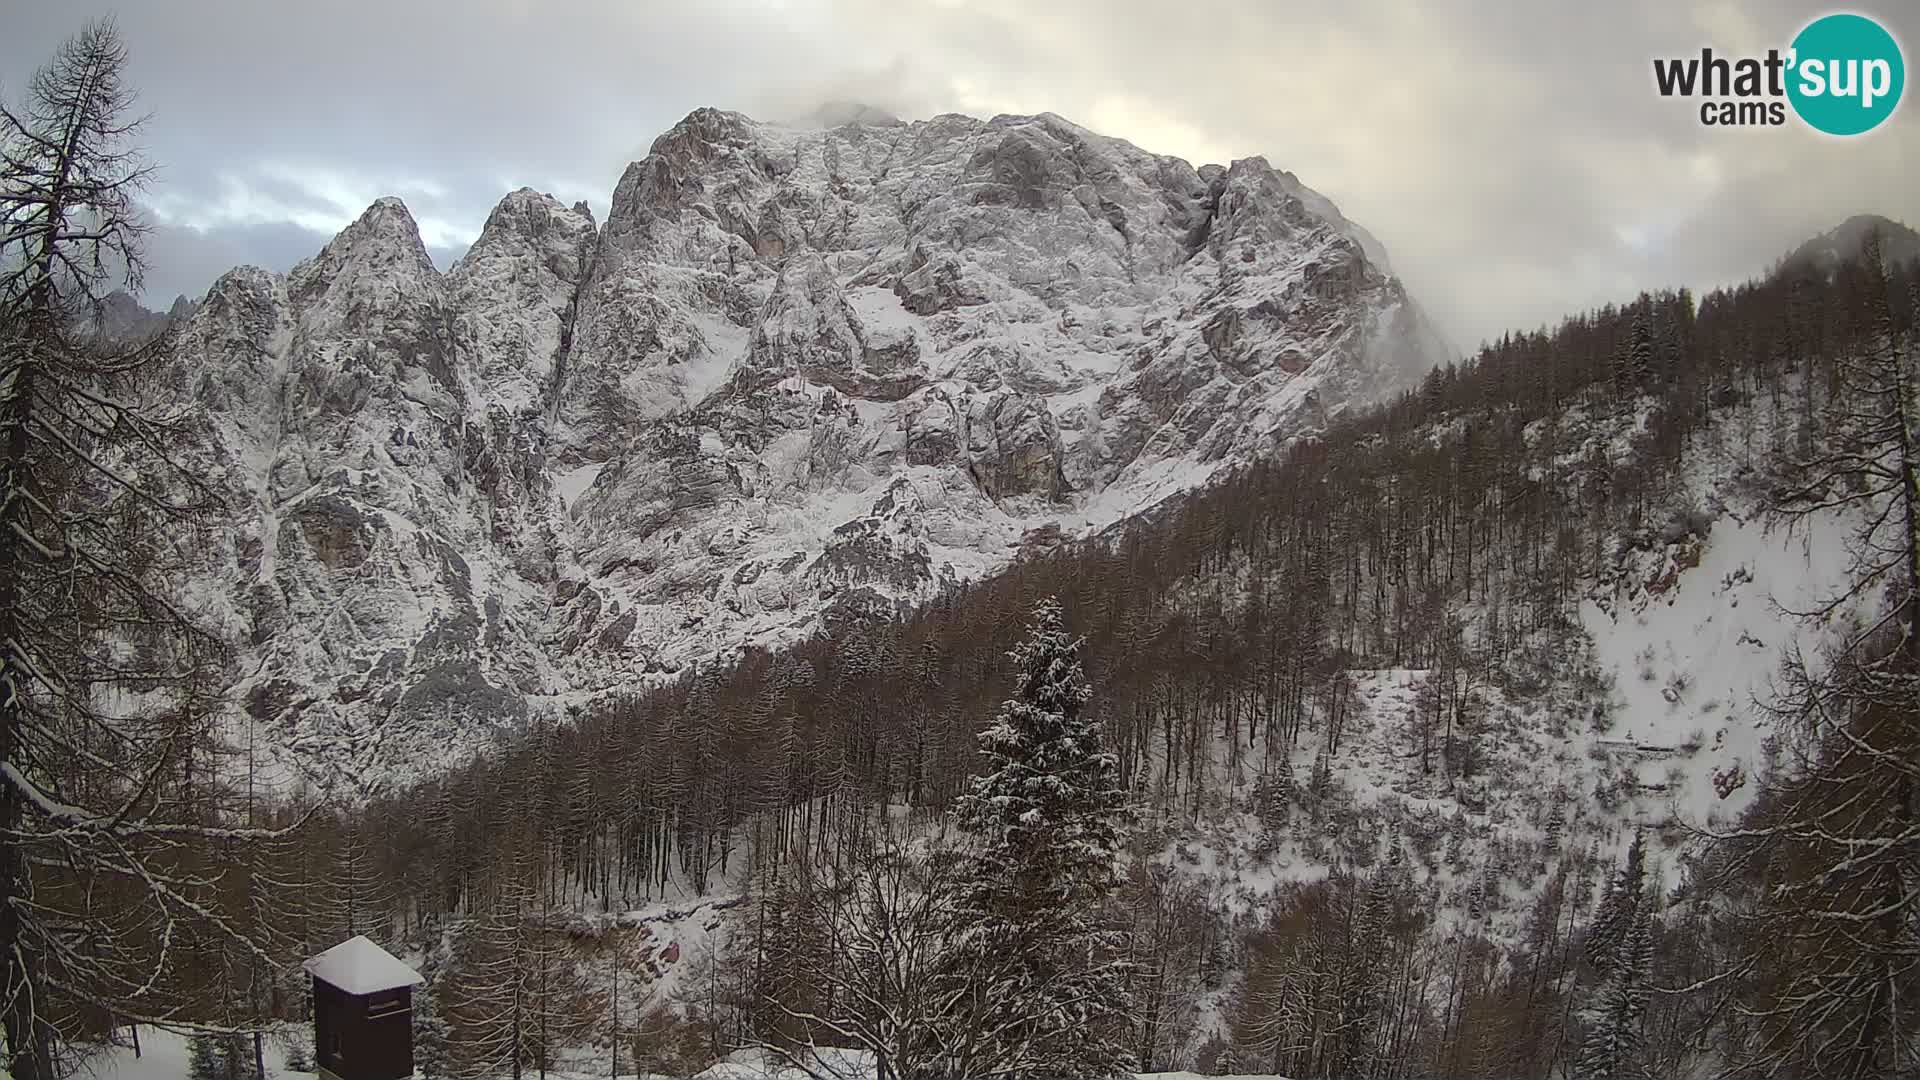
[941, 597, 1134, 1080]
[1569, 835, 1656, 1080]
[1339, 858, 1400, 1076]
[1544, 799, 1568, 850]
[1613, 311, 1655, 400]
[309, 818, 399, 948]
[441, 882, 534, 1080]
[1584, 829, 1645, 978]
[1572, 907, 1653, 1080]
[187, 1032, 248, 1080]
[412, 944, 455, 1080]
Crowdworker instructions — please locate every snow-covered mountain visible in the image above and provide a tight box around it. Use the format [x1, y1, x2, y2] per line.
[161, 107, 1450, 789]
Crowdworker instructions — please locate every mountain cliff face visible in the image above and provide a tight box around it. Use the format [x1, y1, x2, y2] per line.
[163, 107, 1450, 790]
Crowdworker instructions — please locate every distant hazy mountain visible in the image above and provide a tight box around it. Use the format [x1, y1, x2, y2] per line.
[1781, 213, 1920, 273]
[86, 288, 197, 344]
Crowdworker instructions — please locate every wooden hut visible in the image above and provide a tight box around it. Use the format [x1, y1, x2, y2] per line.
[303, 936, 424, 1080]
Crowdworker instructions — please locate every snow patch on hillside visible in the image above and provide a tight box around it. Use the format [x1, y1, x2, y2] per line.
[1582, 504, 1858, 824]
[557, 461, 608, 511]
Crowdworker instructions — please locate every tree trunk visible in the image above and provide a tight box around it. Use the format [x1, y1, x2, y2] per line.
[0, 348, 47, 1080]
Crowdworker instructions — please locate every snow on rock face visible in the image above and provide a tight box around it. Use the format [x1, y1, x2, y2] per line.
[168, 199, 551, 794]
[165, 107, 1450, 790]
[735, 252, 928, 399]
[449, 188, 597, 418]
[278, 198, 461, 505]
[447, 189, 596, 583]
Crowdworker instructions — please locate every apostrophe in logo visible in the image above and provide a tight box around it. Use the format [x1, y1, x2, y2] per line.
[1652, 12, 1904, 135]
[1787, 13, 1904, 135]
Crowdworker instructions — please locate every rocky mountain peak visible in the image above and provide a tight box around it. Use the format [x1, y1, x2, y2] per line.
[459, 188, 599, 296]
[450, 188, 598, 421]
[311, 196, 432, 266]
[162, 106, 1453, 790]
[85, 288, 178, 343]
[286, 196, 441, 321]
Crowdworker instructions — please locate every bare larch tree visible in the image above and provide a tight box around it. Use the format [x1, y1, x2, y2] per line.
[1, 18, 283, 1080]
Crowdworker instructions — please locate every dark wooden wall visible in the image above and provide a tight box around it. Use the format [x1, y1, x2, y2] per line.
[312, 979, 414, 1080]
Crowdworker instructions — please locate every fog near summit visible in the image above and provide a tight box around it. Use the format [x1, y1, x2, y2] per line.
[3, 0, 1914, 347]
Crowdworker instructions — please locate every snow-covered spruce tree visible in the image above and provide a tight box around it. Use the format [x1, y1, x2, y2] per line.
[1, 19, 286, 1080]
[1583, 828, 1644, 979]
[186, 1032, 249, 1080]
[1337, 855, 1402, 1076]
[1616, 309, 1655, 396]
[1561, 836, 1652, 1080]
[939, 597, 1134, 1080]
[1571, 907, 1653, 1080]
[186, 1033, 226, 1080]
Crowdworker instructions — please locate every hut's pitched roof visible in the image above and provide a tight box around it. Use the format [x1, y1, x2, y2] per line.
[303, 935, 424, 995]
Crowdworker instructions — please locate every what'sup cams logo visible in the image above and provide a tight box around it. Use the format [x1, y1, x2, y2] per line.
[1654, 12, 1904, 134]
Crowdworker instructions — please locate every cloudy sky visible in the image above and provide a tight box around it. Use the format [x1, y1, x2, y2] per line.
[4, 0, 1915, 348]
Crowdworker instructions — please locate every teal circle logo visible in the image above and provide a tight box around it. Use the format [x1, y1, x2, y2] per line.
[1787, 13, 1904, 135]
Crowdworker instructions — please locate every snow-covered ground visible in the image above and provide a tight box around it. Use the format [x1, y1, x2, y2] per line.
[78, 1025, 310, 1080]
[687, 1048, 1297, 1080]
[78, 1028, 1297, 1080]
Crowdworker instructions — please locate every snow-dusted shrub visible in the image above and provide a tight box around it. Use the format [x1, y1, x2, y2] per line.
[630, 1003, 718, 1079]
[1594, 775, 1623, 813]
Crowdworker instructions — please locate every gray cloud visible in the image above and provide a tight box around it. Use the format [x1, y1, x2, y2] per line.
[5, 0, 1915, 347]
